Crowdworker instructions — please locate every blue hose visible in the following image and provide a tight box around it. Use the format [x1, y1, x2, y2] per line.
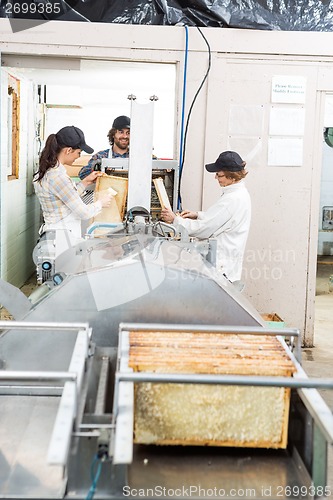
[86, 222, 124, 235]
[85, 454, 103, 500]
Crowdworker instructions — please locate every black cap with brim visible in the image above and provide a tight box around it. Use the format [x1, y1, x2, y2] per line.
[112, 115, 131, 130]
[205, 151, 245, 172]
[56, 126, 94, 154]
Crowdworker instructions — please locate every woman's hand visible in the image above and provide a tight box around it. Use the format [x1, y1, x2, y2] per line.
[99, 191, 114, 208]
[81, 170, 102, 187]
[180, 210, 198, 220]
[160, 207, 176, 224]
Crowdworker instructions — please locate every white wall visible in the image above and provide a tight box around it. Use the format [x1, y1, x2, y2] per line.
[200, 57, 322, 342]
[0, 69, 40, 286]
[1, 20, 333, 344]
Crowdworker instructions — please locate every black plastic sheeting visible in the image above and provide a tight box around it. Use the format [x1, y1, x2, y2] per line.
[1, 0, 333, 31]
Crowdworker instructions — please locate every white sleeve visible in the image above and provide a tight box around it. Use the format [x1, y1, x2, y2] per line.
[174, 200, 232, 239]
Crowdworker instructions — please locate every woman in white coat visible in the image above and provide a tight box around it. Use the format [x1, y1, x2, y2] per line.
[161, 151, 251, 283]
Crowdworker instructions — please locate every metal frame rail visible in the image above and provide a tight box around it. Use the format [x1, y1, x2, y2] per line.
[0, 320, 92, 468]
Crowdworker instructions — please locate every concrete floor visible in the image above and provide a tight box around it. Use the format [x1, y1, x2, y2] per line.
[303, 258, 333, 407]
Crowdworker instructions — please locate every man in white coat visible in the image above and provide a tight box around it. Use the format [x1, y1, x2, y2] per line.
[160, 151, 251, 283]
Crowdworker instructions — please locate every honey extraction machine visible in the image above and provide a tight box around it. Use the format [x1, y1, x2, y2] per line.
[1, 99, 333, 500]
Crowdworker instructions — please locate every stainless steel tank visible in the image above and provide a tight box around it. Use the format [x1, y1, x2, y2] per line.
[22, 233, 264, 347]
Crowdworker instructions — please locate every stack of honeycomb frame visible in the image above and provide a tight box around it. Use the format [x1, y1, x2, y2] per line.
[128, 330, 297, 449]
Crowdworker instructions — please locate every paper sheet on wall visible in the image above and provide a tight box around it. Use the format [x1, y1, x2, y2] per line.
[324, 95, 333, 127]
[228, 105, 264, 136]
[227, 105, 264, 167]
[269, 107, 305, 136]
[268, 137, 303, 166]
[228, 137, 263, 166]
[127, 100, 154, 213]
[271, 76, 306, 104]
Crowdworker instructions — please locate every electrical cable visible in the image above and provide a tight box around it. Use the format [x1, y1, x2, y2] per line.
[85, 454, 104, 500]
[177, 26, 212, 210]
[177, 24, 189, 209]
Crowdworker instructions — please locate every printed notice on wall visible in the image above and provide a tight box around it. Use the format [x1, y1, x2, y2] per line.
[324, 95, 333, 127]
[271, 76, 306, 104]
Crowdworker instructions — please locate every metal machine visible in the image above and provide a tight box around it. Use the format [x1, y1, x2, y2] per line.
[1, 315, 333, 499]
[1, 98, 333, 499]
[1, 213, 333, 499]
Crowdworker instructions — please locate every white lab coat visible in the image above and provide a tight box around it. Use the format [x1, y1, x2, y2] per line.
[173, 180, 251, 282]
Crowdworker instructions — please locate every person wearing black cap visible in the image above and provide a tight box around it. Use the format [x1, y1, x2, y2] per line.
[33, 125, 113, 255]
[78, 115, 130, 180]
[160, 151, 251, 282]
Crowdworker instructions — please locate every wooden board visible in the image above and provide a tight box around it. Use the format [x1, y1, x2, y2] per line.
[128, 330, 297, 449]
[153, 177, 172, 210]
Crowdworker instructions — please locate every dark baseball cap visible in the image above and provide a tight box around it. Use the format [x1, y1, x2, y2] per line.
[205, 151, 245, 172]
[112, 115, 130, 130]
[56, 126, 94, 154]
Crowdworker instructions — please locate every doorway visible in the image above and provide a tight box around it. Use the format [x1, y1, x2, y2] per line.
[317, 94, 333, 296]
[0, 56, 177, 286]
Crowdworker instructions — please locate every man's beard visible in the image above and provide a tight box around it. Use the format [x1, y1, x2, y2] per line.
[114, 138, 129, 151]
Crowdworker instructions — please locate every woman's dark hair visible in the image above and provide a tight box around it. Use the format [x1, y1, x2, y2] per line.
[107, 128, 116, 146]
[34, 134, 63, 182]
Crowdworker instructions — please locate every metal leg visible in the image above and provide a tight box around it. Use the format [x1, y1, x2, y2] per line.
[312, 423, 327, 491]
